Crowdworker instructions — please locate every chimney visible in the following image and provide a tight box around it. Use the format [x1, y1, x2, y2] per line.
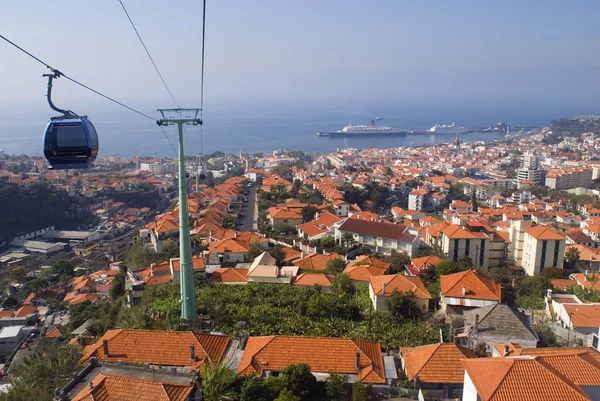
[190, 345, 196, 362]
[88, 381, 94, 390]
[355, 352, 360, 370]
[503, 345, 510, 356]
[382, 282, 386, 295]
[423, 262, 427, 270]
[461, 285, 466, 296]
[102, 340, 109, 357]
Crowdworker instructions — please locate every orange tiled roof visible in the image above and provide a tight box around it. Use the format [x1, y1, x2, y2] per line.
[293, 253, 342, 272]
[293, 273, 334, 287]
[171, 256, 205, 271]
[344, 264, 388, 282]
[440, 270, 501, 301]
[282, 246, 302, 262]
[71, 373, 195, 401]
[69, 293, 102, 305]
[347, 255, 391, 270]
[238, 336, 386, 384]
[411, 256, 444, 270]
[45, 327, 62, 338]
[80, 330, 230, 370]
[462, 352, 600, 401]
[369, 274, 431, 299]
[212, 268, 249, 283]
[13, 305, 37, 317]
[401, 342, 476, 383]
[563, 304, 600, 328]
[526, 225, 565, 241]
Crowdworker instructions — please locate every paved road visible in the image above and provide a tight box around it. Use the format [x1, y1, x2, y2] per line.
[239, 184, 257, 232]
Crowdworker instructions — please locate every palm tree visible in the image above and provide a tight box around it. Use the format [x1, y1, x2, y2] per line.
[201, 360, 238, 401]
[564, 247, 581, 270]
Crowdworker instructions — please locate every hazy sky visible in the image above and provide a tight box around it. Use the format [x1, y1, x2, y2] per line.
[2, 0, 600, 113]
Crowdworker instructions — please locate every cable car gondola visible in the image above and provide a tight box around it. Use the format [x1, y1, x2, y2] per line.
[42, 71, 99, 170]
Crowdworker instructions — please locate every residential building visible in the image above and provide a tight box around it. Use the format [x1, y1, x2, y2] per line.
[439, 225, 491, 269]
[343, 255, 390, 282]
[79, 329, 232, 371]
[238, 336, 394, 385]
[462, 349, 600, 401]
[0, 325, 26, 356]
[404, 255, 444, 276]
[545, 167, 593, 190]
[522, 225, 566, 275]
[368, 274, 431, 312]
[408, 188, 429, 211]
[440, 270, 502, 315]
[400, 343, 476, 399]
[293, 252, 342, 272]
[267, 207, 303, 228]
[335, 218, 417, 256]
[456, 304, 538, 351]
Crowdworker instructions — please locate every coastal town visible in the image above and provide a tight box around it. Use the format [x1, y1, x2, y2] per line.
[0, 116, 600, 400]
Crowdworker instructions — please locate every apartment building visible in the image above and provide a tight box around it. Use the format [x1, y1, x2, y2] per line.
[335, 218, 417, 256]
[545, 167, 593, 190]
[439, 225, 491, 269]
[522, 225, 566, 276]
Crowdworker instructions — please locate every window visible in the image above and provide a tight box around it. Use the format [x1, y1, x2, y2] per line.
[465, 239, 470, 257]
[55, 123, 88, 147]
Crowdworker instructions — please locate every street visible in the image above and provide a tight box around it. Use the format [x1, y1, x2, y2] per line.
[239, 184, 258, 232]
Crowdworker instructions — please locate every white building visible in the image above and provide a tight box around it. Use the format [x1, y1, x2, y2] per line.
[522, 225, 565, 276]
[408, 188, 429, 211]
[335, 218, 417, 256]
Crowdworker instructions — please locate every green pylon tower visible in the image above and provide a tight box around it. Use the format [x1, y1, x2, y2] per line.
[157, 108, 202, 320]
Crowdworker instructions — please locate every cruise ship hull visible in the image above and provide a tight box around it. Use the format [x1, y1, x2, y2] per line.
[317, 130, 407, 137]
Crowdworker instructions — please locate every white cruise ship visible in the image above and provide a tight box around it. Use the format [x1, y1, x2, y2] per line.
[429, 123, 468, 134]
[317, 120, 406, 136]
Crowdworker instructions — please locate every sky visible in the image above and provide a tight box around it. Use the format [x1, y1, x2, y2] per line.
[2, 0, 600, 115]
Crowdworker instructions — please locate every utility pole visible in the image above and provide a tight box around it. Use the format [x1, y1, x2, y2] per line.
[157, 108, 202, 321]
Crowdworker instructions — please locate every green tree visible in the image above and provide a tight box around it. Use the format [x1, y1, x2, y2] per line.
[240, 375, 271, 401]
[280, 363, 317, 400]
[8, 344, 80, 399]
[109, 272, 126, 299]
[326, 372, 349, 400]
[246, 241, 264, 262]
[320, 236, 336, 251]
[352, 381, 368, 401]
[564, 247, 580, 270]
[387, 251, 411, 274]
[534, 321, 558, 347]
[222, 216, 236, 229]
[341, 232, 355, 248]
[6, 267, 26, 283]
[292, 179, 302, 194]
[52, 260, 74, 278]
[161, 239, 180, 260]
[275, 389, 300, 401]
[125, 238, 157, 269]
[332, 273, 356, 297]
[269, 244, 287, 267]
[471, 192, 479, 212]
[456, 256, 473, 271]
[326, 257, 347, 274]
[201, 361, 238, 401]
[541, 266, 565, 279]
[436, 259, 459, 276]
[2, 296, 18, 309]
[386, 289, 421, 321]
[301, 205, 319, 222]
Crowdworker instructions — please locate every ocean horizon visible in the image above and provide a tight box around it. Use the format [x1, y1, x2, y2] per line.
[0, 100, 594, 157]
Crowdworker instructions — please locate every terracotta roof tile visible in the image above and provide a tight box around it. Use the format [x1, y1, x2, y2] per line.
[462, 355, 598, 401]
[338, 218, 416, 242]
[238, 336, 386, 384]
[212, 268, 249, 283]
[368, 274, 431, 299]
[293, 253, 342, 272]
[293, 273, 334, 287]
[401, 343, 476, 383]
[440, 270, 501, 301]
[80, 330, 230, 370]
[71, 373, 195, 401]
[526, 225, 565, 241]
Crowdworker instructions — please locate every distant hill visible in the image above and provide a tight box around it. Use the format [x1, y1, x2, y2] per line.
[0, 181, 97, 243]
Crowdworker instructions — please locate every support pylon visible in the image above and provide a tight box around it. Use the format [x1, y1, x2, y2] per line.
[157, 108, 202, 320]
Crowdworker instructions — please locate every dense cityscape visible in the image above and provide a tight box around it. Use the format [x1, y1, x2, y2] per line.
[0, 114, 599, 400]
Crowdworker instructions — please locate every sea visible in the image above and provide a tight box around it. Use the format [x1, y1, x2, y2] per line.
[0, 100, 592, 157]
